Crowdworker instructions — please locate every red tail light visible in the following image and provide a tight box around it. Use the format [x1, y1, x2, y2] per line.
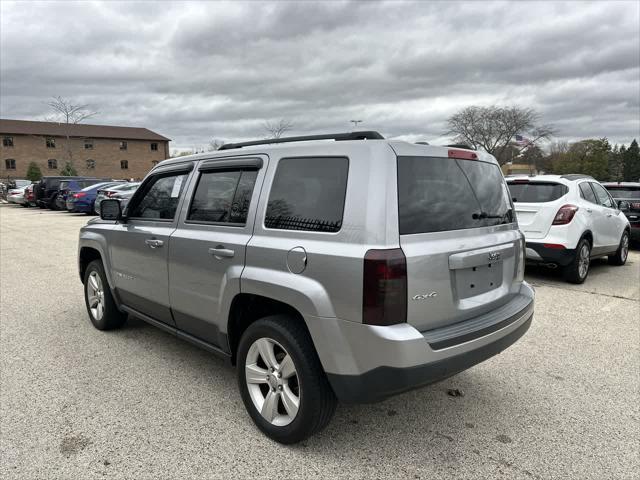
[106, 191, 116, 197]
[363, 248, 407, 326]
[632, 202, 640, 210]
[73, 192, 87, 199]
[552, 204, 579, 225]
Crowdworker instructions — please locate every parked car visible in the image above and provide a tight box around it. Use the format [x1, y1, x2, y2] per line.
[7, 185, 28, 205]
[94, 182, 140, 215]
[24, 183, 36, 207]
[79, 131, 534, 443]
[54, 178, 110, 210]
[507, 174, 630, 283]
[66, 181, 126, 214]
[602, 182, 640, 242]
[34, 176, 83, 210]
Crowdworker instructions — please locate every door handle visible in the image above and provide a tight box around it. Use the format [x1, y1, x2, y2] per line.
[606, 213, 613, 217]
[209, 246, 235, 259]
[586, 208, 593, 213]
[145, 239, 164, 248]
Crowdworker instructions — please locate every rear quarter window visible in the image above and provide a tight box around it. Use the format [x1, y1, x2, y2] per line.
[265, 157, 348, 232]
[507, 182, 568, 203]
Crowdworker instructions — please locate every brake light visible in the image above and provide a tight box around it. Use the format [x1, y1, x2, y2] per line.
[73, 192, 86, 199]
[510, 179, 530, 184]
[363, 248, 407, 326]
[632, 202, 640, 210]
[552, 204, 579, 225]
[448, 149, 477, 160]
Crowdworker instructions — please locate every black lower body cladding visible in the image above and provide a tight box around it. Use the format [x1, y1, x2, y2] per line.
[327, 313, 533, 404]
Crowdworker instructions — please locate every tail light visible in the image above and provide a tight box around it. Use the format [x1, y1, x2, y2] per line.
[73, 192, 87, 199]
[515, 236, 525, 282]
[632, 202, 640, 210]
[552, 204, 578, 225]
[363, 248, 407, 326]
[106, 191, 116, 197]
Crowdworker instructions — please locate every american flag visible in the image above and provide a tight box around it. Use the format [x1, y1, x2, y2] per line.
[514, 134, 531, 147]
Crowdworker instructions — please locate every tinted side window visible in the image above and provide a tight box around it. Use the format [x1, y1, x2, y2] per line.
[128, 173, 187, 220]
[188, 170, 258, 224]
[579, 183, 597, 203]
[265, 157, 348, 232]
[591, 183, 613, 208]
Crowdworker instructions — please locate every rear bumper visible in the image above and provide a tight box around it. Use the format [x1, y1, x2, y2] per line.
[307, 282, 534, 403]
[525, 242, 575, 266]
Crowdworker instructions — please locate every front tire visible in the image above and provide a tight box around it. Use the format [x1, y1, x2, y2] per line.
[608, 231, 630, 266]
[83, 260, 127, 330]
[237, 315, 336, 444]
[563, 238, 591, 284]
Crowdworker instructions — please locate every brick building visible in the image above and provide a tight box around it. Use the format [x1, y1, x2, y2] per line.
[0, 119, 170, 181]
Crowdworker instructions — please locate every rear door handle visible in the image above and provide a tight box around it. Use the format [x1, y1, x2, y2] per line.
[145, 239, 164, 248]
[209, 246, 235, 259]
[606, 213, 613, 217]
[586, 208, 593, 213]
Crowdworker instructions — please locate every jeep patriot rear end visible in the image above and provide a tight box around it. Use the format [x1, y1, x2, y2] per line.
[78, 131, 534, 443]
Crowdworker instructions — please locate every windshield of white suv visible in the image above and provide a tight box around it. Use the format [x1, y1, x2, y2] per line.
[398, 156, 514, 234]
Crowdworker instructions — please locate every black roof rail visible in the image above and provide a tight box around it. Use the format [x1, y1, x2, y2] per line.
[219, 131, 384, 150]
[446, 144, 475, 150]
[560, 174, 594, 181]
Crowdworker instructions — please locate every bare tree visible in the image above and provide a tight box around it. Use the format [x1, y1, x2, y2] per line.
[263, 119, 293, 139]
[45, 96, 99, 173]
[46, 96, 98, 124]
[208, 138, 224, 151]
[446, 105, 555, 164]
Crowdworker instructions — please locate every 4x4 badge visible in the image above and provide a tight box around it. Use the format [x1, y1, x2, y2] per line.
[412, 292, 438, 300]
[488, 252, 501, 261]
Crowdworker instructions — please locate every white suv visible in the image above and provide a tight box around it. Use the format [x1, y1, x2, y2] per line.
[507, 174, 630, 283]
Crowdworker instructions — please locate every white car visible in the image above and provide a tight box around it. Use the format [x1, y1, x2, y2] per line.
[7, 186, 28, 205]
[507, 174, 630, 283]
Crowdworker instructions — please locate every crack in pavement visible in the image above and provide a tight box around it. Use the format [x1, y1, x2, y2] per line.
[530, 281, 639, 302]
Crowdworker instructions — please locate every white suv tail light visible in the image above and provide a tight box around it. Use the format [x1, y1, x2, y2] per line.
[552, 204, 579, 225]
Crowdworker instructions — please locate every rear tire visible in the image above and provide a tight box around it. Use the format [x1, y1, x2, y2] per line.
[563, 238, 591, 284]
[608, 231, 629, 266]
[83, 260, 127, 330]
[236, 315, 336, 444]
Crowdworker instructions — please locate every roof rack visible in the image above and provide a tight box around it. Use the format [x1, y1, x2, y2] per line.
[560, 174, 594, 181]
[219, 131, 384, 150]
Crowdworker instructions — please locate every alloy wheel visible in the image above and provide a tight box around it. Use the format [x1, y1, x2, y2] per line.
[621, 234, 629, 263]
[578, 243, 590, 279]
[245, 337, 300, 426]
[86, 271, 105, 321]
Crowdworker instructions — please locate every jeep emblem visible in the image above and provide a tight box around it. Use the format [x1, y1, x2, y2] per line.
[488, 252, 501, 261]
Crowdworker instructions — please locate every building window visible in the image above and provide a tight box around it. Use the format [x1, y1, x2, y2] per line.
[120, 141, 127, 150]
[46, 137, 56, 148]
[151, 160, 159, 166]
[84, 139, 94, 149]
[48, 159, 58, 169]
[120, 160, 129, 170]
[3, 136, 13, 147]
[5, 159, 16, 169]
[86, 159, 95, 169]
[150, 142, 158, 151]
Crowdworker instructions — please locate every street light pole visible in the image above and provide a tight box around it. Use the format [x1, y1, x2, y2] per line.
[350, 120, 363, 128]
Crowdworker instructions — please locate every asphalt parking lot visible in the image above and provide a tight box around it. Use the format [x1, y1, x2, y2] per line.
[1, 204, 638, 479]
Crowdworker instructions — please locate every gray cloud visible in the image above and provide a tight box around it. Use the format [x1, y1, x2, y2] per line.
[1, 0, 638, 151]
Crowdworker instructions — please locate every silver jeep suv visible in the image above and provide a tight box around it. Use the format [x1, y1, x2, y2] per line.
[78, 131, 534, 443]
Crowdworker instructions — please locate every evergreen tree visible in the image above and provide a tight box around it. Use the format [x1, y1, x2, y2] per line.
[25, 161, 42, 181]
[623, 139, 640, 182]
[60, 161, 78, 176]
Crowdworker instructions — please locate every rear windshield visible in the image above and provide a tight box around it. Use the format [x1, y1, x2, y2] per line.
[398, 156, 514, 235]
[507, 182, 568, 203]
[604, 187, 640, 199]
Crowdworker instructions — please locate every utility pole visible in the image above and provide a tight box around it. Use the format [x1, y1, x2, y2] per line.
[350, 120, 363, 128]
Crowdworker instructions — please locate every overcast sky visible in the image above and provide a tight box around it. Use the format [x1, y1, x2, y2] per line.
[1, 0, 639, 152]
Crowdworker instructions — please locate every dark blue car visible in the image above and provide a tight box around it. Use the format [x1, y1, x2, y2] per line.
[66, 181, 125, 214]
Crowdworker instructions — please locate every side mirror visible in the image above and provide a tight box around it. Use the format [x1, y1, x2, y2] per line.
[618, 200, 630, 211]
[100, 199, 122, 220]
